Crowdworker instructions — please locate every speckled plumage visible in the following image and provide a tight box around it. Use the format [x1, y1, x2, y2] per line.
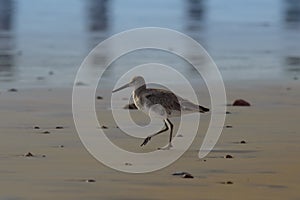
[112, 76, 209, 148]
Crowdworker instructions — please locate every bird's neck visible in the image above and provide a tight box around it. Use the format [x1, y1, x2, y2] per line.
[133, 84, 146, 95]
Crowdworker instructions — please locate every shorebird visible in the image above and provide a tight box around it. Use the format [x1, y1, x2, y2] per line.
[112, 76, 209, 149]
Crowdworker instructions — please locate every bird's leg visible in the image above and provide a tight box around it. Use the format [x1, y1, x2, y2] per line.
[158, 119, 174, 150]
[140, 120, 169, 146]
[167, 118, 174, 147]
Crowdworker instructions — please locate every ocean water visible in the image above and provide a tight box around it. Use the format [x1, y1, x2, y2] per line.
[0, 0, 300, 88]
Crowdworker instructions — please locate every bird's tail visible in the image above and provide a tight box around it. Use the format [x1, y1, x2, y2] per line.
[179, 98, 210, 113]
[199, 105, 209, 113]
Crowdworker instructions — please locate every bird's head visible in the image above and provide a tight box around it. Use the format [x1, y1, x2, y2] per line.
[112, 76, 145, 93]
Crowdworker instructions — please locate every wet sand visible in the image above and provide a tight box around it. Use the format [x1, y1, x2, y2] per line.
[0, 80, 300, 200]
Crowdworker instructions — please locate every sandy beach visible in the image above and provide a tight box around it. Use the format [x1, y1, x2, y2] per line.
[0, 79, 299, 200]
[1, 0, 300, 199]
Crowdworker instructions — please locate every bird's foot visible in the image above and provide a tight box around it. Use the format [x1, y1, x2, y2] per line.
[157, 143, 173, 150]
[140, 136, 151, 146]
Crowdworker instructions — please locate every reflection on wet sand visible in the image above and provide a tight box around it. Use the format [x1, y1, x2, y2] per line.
[0, 0, 299, 86]
[283, 0, 300, 29]
[0, 0, 16, 81]
[85, 0, 111, 69]
[285, 56, 300, 72]
[185, 0, 206, 33]
[282, 0, 300, 76]
[183, 0, 209, 78]
[79, 0, 112, 85]
[86, 0, 111, 49]
[184, 0, 207, 46]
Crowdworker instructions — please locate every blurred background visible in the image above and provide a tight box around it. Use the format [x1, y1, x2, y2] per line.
[0, 0, 300, 88]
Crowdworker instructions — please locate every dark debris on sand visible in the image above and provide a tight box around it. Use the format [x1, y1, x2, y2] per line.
[182, 174, 194, 179]
[225, 154, 233, 159]
[55, 126, 64, 129]
[85, 179, 96, 183]
[42, 131, 50, 134]
[125, 162, 132, 166]
[8, 88, 18, 92]
[172, 171, 194, 179]
[75, 81, 88, 86]
[24, 152, 34, 157]
[220, 181, 234, 185]
[232, 99, 251, 106]
[23, 152, 46, 158]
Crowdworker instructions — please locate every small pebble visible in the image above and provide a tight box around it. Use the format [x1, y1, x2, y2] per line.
[172, 171, 191, 176]
[125, 162, 132, 166]
[225, 154, 233, 159]
[96, 96, 103, 100]
[33, 126, 40, 129]
[59, 145, 64, 148]
[43, 131, 50, 134]
[42, 155, 46, 157]
[75, 81, 87, 86]
[85, 179, 96, 183]
[232, 99, 251, 106]
[221, 181, 233, 184]
[49, 71, 54, 75]
[225, 125, 233, 128]
[100, 125, 108, 129]
[8, 88, 18, 92]
[226, 111, 232, 114]
[24, 152, 34, 157]
[182, 174, 194, 179]
[55, 126, 64, 129]
[240, 140, 246, 144]
[36, 76, 45, 80]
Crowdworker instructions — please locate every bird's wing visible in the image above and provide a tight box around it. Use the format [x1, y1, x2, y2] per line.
[143, 89, 181, 115]
[177, 95, 209, 113]
[176, 96, 199, 111]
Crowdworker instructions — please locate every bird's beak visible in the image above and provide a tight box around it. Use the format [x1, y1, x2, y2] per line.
[112, 82, 131, 93]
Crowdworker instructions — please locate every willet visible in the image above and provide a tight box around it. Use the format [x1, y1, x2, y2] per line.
[112, 76, 209, 149]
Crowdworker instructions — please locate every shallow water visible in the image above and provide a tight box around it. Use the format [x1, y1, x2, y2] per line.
[0, 0, 300, 88]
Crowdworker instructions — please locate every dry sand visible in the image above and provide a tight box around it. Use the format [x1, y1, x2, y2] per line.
[0, 80, 300, 200]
